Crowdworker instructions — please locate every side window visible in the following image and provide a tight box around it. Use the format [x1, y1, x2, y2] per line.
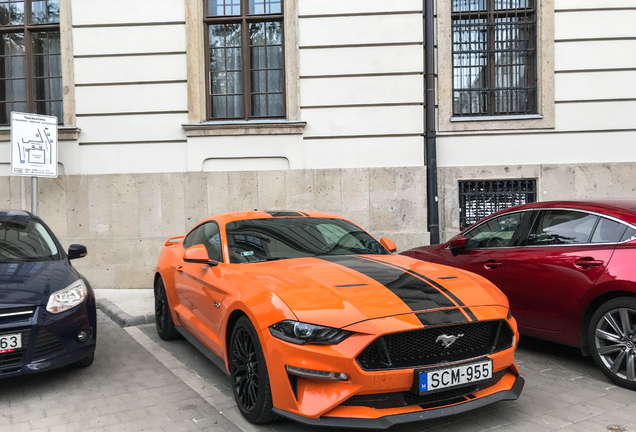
[203, 222, 222, 262]
[182, 222, 222, 262]
[182, 225, 204, 249]
[464, 212, 523, 249]
[621, 227, 636, 242]
[591, 218, 627, 244]
[527, 210, 598, 246]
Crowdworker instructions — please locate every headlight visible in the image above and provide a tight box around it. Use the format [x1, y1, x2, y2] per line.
[269, 320, 353, 345]
[46, 279, 87, 314]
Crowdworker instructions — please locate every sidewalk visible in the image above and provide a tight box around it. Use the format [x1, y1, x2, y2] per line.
[95, 289, 155, 327]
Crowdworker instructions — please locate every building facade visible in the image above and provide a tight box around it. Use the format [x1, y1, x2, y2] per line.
[0, 0, 634, 288]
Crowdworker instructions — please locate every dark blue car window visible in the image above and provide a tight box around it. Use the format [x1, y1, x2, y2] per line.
[0, 218, 59, 261]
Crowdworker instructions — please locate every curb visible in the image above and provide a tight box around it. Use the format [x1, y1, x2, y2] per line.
[96, 298, 155, 328]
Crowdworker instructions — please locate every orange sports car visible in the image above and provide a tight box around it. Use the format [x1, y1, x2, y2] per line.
[153, 211, 524, 428]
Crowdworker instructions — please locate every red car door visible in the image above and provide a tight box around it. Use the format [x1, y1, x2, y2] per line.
[438, 211, 531, 290]
[503, 210, 616, 333]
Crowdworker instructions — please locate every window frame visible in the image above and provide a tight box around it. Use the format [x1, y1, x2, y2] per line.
[517, 208, 636, 247]
[203, 0, 286, 121]
[183, 221, 223, 262]
[463, 210, 528, 249]
[0, 0, 62, 125]
[437, 0, 554, 132]
[451, 0, 537, 118]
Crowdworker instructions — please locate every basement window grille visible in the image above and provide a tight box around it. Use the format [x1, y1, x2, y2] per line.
[459, 179, 536, 230]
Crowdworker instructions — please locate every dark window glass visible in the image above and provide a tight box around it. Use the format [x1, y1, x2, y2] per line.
[452, 0, 536, 117]
[621, 227, 636, 242]
[205, 0, 284, 120]
[183, 222, 222, 262]
[464, 212, 522, 249]
[225, 218, 388, 263]
[0, 0, 61, 125]
[591, 218, 627, 244]
[527, 210, 597, 246]
[0, 216, 59, 260]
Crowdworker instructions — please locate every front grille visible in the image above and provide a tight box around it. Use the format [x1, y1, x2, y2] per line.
[0, 307, 34, 324]
[0, 328, 31, 374]
[33, 328, 64, 361]
[357, 320, 514, 371]
[342, 369, 508, 409]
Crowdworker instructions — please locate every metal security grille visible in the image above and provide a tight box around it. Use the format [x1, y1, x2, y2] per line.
[459, 178, 536, 230]
[452, 0, 536, 116]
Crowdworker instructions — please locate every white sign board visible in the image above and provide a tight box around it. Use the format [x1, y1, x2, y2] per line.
[10, 112, 58, 178]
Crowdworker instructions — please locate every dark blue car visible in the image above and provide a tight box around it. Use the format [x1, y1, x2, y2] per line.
[0, 210, 96, 378]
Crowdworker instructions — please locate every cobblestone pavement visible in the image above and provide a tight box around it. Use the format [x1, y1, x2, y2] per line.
[3, 310, 636, 431]
[0, 312, 239, 432]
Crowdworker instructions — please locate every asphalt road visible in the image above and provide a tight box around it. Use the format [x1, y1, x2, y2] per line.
[2, 312, 636, 432]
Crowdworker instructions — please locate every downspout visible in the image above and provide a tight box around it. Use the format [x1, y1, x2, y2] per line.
[424, 0, 440, 244]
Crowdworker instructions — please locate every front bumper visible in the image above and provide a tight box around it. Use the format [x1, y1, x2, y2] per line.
[274, 375, 524, 429]
[260, 310, 522, 425]
[0, 298, 96, 378]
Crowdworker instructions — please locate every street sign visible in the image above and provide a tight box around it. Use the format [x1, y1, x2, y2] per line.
[10, 112, 58, 178]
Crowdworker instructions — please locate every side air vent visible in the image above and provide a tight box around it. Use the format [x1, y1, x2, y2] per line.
[33, 328, 64, 361]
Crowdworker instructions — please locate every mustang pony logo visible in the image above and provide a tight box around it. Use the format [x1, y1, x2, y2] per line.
[436, 333, 465, 348]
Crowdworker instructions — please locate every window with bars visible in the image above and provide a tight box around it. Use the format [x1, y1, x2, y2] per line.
[205, 0, 284, 120]
[452, 0, 536, 117]
[459, 179, 536, 230]
[0, 0, 62, 125]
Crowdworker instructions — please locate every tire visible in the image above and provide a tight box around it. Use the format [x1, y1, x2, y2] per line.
[589, 297, 636, 390]
[229, 316, 277, 424]
[154, 277, 180, 340]
[73, 350, 94, 368]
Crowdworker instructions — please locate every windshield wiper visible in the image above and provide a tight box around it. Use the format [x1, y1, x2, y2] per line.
[253, 257, 288, 262]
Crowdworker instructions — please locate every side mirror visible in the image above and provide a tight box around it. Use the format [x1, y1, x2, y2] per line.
[380, 237, 397, 253]
[183, 245, 219, 266]
[68, 244, 87, 260]
[449, 236, 467, 257]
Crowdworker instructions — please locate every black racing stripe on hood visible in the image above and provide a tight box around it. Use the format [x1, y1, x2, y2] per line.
[318, 256, 456, 311]
[362, 256, 479, 322]
[416, 309, 469, 326]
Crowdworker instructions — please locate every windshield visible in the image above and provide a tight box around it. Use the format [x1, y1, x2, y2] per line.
[0, 217, 59, 261]
[225, 218, 389, 263]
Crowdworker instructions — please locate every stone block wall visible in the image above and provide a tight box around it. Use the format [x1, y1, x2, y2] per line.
[438, 162, 636, 242]
[0, 167, 429, 289]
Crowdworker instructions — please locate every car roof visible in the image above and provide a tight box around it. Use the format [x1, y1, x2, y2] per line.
[0, 210, 34, 221]
[198, 210, 347, 226]
[487, 200, 636, 226]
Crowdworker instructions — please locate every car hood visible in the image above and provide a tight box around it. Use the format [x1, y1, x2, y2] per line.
[0, 260, 78, 307]
[242, 254, 508, 329]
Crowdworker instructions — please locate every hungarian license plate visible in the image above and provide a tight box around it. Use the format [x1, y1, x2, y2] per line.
[0, 333, 22, 353]
[418, 359, 492, 394]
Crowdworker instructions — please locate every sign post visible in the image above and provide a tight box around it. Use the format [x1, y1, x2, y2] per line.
[9, 112, 58, 215]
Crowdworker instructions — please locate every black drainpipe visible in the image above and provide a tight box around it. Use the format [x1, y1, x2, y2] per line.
[424, 0, 440, 244]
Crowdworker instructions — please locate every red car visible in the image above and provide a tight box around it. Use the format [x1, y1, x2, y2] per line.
[402, 200, 636, 390]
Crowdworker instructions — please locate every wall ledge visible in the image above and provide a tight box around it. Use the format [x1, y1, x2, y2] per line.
[0, 126, 81, 142]
[182, 121, 306, 137]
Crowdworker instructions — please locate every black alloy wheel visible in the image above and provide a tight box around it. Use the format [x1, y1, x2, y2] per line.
[229, 316, 277, 424]
[154, 277, 180, 340]
[590, 297, 636, 390]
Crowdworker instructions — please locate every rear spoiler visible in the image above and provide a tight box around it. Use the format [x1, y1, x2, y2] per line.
[164, 236, 184, 246]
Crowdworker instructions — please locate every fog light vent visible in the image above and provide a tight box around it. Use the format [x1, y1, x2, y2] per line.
[285, 365, 348, 381]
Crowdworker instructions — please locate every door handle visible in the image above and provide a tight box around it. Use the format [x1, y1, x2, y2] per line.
[176, 265, 183, 272]
[484, 261, 503, 270]
[574, 258, 604, 269]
